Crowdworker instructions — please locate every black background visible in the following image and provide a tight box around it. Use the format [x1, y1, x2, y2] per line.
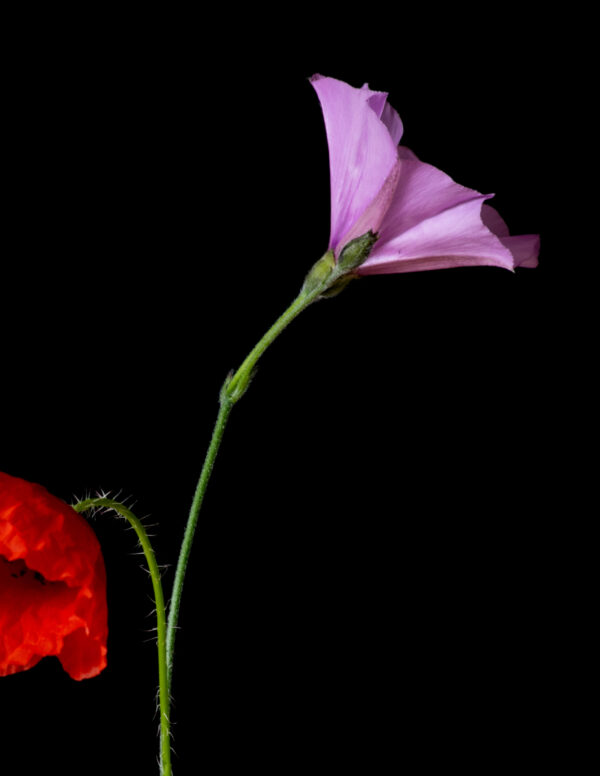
[1, 6, 577, 775]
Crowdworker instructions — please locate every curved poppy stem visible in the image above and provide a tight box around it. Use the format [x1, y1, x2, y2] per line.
[73, 497, 172, 776]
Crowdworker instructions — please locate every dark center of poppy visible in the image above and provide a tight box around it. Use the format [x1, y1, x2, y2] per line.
[0, 555, 48, 585]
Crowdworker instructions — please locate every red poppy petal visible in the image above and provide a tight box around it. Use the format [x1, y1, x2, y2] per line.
[0, 472, 108, 680]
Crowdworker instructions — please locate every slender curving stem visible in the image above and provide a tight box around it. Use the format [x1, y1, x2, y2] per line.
[72, 245, 363, 774]
[74, 497, 172, 776]
[165, 396, 232, 687]
[165, 258, 341, 688]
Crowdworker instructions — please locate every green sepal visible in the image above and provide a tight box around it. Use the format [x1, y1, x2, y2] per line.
[337, 231, 378, 272]
[319, 273, 357, 298]
[301, 250, 335, 295]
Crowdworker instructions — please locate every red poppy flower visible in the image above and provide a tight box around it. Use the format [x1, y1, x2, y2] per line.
[0, 471, 107, 680]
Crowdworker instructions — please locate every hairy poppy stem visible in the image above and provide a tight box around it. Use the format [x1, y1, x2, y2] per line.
[73, 498, 172, 776]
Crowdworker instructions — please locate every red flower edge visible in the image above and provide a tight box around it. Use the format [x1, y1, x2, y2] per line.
[0, 472, 107, 680]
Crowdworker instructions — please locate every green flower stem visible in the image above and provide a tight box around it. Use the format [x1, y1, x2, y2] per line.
[166, 255, 342, 687]
[225, 290, 315, 401]
[165, 396, 232, 688]
[73, 497, 172, 776]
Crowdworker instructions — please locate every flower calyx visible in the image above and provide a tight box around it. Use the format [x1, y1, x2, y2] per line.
[301, 231, 379, 301]
[337, 231, 379, 272]
[301, 250, 336, 296]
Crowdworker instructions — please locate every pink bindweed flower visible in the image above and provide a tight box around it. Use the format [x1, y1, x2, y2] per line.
[310, 74, 539, 274]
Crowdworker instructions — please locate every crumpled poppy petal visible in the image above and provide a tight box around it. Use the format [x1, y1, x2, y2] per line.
[358, 153, 519, 274]
[0, 472, 107, 680]
[310, 74, 400, 253]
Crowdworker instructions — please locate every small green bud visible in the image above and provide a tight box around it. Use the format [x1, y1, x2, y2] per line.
[301, 250, 335, 295]
[221, 367, 255, 405]
[337, 231, 378, 272]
